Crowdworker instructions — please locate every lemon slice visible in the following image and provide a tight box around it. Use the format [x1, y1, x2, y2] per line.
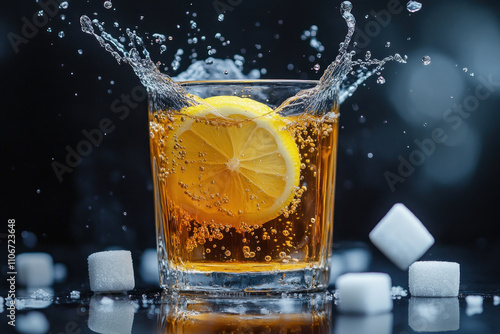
[165, 96, 301, 228]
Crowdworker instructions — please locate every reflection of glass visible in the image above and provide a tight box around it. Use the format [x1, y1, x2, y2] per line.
[151, 81, 339, 292]
[408, 297, 459, 332]
[158, 292, 332, 333]
[88, 295, 135, 334]
[334, 313, 393, 334]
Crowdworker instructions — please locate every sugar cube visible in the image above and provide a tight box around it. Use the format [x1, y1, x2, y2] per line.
[140, 248, 159, 285]
[409, 261, 460, 297]
[465, 295, 483, 316]
[336, 273, 393, 314]
[88, 295, 135, 334]
[408, 297, 459, 332]
[369, 203, 434, 270]
[17, 311, 50, 334]
[18, 253, 54, 287]
[88, 250, 135, 293]
[334, 313, 393, 334]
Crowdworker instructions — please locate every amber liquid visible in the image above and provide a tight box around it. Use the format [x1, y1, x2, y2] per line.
[149, 103, 338, 274]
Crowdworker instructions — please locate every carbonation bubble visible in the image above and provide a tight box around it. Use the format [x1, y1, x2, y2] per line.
[59, 1, 69, 9]
[104, 1, 112, 9]
[377, 76, 386, 84]
[422, 55, 431, 65]
[218, 14, 224, 21]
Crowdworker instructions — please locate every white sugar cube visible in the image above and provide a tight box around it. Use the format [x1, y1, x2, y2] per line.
[140, 248, 159, 285]
[18, 253, 54, 287]
[88, 296, 135, 334]
[369, 203, 434, 270]
[409, 261, 460, 297]
[88, 250, 135, 293]
[336, 273, 393, 314]
[17, 311, 50, 334]
[409, 297, 459, 332]
[465, 295, 483, 316]
[334, 313, 393, 334]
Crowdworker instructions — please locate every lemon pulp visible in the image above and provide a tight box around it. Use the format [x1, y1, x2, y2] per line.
[165, 96, 301, 228]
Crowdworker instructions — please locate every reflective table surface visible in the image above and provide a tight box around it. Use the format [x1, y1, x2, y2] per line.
[1, 245, 499, 333]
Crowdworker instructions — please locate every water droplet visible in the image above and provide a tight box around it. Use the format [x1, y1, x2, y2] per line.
[470, 73, 475, 77]
[364, 14, 369, 19]
[359, 115, 366, 123]
[104, 1, 112, 9]
[223, 70, 229, 75]
[385, 41, 391, 48]
[160, 45, 167, 54]
[78, 49, 83, 55]
[377, 76, 386, 85]
[406, 1, 422, 13]
[36, 189, 41, 194]
[463, 67, 468, 72]
[422, 55, 431, 65]
[367, 153, 374, 158]
[190, 20, 197, 29]
[59, 1, 69, 9]
[113, 22, 119, 27]
[423, 122, 428, 127]
[58, 31, 65, 38]
[38, 10, 44, 17]
[60, 14, 66, 20]
[365, 51, 371, 60]
[218, 14, 224, 21]
[47, 27, 52, 32]
[313, 64, 320, 71]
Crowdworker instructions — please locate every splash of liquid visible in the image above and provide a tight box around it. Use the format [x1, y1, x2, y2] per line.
[80, 1, 405, 115]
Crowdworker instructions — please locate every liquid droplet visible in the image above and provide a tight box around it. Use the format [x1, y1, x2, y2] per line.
[104, 1, 112, 9]
[385, 41, 391, 48]
[367, 153, 373, 158]
[406, 1, 422, 13]
[365, 51, 371, 60]
[218, 14, 224, 22]
[38, 10, 44, 17]
[58, 31, 65, 38]
[463, 67, 468, 72]
[377, 76, 386, 85]
[422, 55, 431, 65]
[470, 73, 475, 77]
[59, 1, 69, 9]
[78, 49, 83, 55]
[313, 64, 320, 71]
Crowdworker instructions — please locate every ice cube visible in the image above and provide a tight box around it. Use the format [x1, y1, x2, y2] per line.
[465, 295, 483, 316]
[408, 297, 459, 332]
[336, 273, 393, 314]
[17, 311, 50, 334]
[369, 203, 434, 270]
[88, 295, 135, 334]
[18, 253, 54, 287]
[139, 248, 159, 285]
[87, 250, 135, 293]
[409, 261, 460, 297]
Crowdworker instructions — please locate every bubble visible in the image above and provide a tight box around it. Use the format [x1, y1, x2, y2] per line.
[462, 67, 468, 72]
[385, 41, 391, 48]
[313, 64, 320, 71]
[422, 55, 431, 65]
[224, 250, 231, 257]
[38, 10, 44, 17]
[59, 1, 69, 9]
[58, 31, 65, 38]
[103, 1, 112, 9]
[265, 255, 272, 262]
[365, 51, 371, 60]
[406, 1, 422, 13]
[367, 153, 374, 158]
[377, 76, 386, 84]
[60, 14, 66, 20]
[279, 252, 287, 258]
[78, 49, 83, 55]
[218, 14, 224, 22]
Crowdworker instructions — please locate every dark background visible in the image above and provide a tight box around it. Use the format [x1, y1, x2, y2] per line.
[1, 0, 500, 283]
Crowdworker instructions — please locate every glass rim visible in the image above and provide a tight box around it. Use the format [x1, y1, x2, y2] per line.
[176, 79, 320, 86]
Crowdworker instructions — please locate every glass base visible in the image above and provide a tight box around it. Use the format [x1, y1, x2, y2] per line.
[159, 265, 330, 293]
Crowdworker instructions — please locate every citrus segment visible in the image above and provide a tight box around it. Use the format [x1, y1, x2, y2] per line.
[165, 96, 300, 228]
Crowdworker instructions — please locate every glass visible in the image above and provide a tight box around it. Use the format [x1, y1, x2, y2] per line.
[158, 292, 332, 333]
[149, 80, 339, 292]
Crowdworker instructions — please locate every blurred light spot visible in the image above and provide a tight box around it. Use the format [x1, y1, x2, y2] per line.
[423, 128, 480, 185]
[389, 51, 466, 126]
